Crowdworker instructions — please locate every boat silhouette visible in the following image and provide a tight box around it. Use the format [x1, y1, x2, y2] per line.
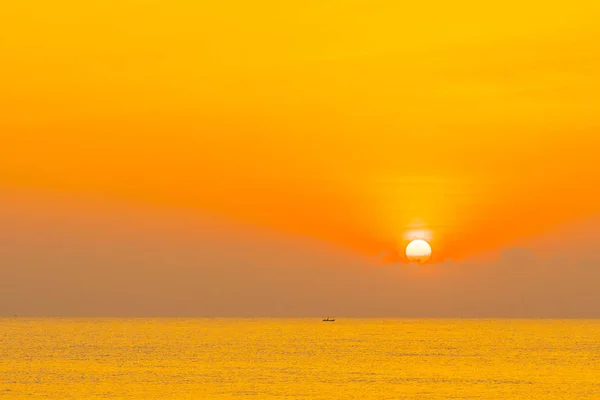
[322, 317, 335, 322]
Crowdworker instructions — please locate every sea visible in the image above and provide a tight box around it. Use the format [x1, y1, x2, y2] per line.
[1, 319, 598, 399]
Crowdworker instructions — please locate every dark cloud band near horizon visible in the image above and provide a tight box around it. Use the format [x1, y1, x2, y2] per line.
[2, 190, 598, 318]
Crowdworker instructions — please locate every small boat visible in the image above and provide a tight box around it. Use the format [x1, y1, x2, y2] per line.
[322, 317, 335, 322]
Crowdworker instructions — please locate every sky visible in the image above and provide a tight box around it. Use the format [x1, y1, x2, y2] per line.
[1, 1, 600, 316]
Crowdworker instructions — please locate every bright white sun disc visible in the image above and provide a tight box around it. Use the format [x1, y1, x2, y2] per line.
[405, 239, 432, 263]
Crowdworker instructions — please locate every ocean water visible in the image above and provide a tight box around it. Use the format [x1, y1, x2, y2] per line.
[1, 319, 598, 399]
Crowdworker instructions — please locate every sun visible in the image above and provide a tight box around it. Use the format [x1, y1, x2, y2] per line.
[405, 239, 432, 263]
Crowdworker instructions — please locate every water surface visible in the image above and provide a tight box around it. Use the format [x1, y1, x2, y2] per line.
[1, 319, 598, 399]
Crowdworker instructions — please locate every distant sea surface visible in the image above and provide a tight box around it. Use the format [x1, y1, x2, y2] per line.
[1, 319, 599, 399]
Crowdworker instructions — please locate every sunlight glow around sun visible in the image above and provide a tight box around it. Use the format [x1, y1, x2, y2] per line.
[406, 239, 432, 263]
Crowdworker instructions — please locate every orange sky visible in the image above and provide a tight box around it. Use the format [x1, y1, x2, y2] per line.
[2, 1, 600, 263]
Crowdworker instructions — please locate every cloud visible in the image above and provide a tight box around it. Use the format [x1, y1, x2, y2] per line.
[1, 189, 598, 317]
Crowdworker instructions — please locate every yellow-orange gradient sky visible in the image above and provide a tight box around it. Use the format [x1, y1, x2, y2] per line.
[2, 0, 600, 266]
